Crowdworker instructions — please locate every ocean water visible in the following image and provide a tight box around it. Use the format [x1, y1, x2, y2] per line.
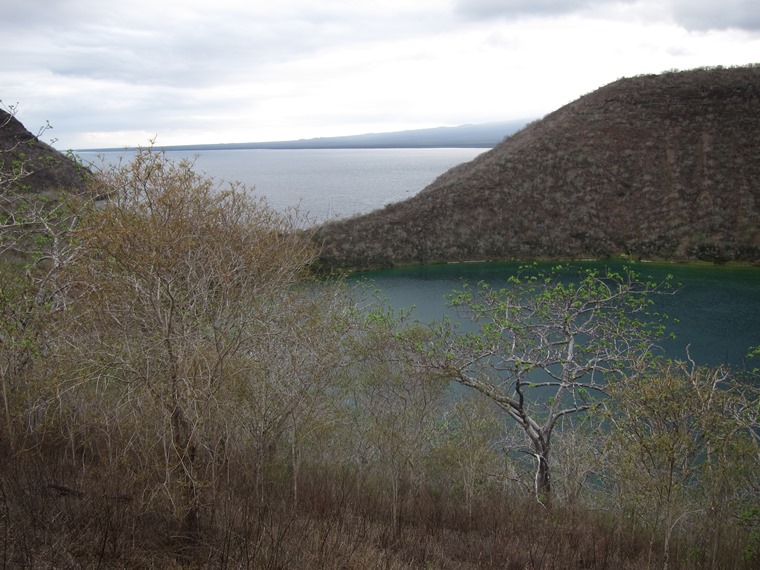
[77, 147, 486, 223]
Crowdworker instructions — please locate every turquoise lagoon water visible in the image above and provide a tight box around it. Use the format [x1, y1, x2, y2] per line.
[354, 260, 760, 368]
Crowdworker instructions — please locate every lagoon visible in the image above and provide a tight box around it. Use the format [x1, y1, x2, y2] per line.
[354, 260, 760, 368]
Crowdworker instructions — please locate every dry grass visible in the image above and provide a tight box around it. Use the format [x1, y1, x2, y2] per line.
[1, 444, 756, 569]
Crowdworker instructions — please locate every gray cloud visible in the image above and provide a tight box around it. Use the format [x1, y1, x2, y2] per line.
[454, 0, 632, 20]
[454, 0, 760, 31]
[671, 0, 760, 31]
[3, 1, 458, 146]
[3, 1, 446, 93]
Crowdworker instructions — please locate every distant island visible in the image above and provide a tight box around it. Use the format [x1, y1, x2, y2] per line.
[80, 121, 528, 152]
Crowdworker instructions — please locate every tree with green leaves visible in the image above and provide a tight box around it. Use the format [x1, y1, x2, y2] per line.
[602, 358, 760, 569]
[424, 264, 671, 503]
[431, 394, 506, 519]
[339, 306, 448, 534]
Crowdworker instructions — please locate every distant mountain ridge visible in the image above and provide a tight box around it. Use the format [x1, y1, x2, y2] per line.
[82, 121, 527, 152]
[315, 65, 760, 269]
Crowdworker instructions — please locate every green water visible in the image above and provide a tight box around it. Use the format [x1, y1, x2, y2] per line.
[353, 260, 760, 368]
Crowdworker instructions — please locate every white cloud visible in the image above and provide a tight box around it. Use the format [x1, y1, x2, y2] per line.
[2, 0, 758, 149]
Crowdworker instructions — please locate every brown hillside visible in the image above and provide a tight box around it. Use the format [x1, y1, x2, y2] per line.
[0, 109, 89, 196]
[315, 65, 760, 269]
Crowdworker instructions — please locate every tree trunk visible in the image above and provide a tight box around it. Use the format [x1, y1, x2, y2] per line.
[534, 441, 551, 505]
[291, 418, 300, 507]
[391, 472, 401, 535]
[171, 404, 199, 535]
[1, 368, 12, 449]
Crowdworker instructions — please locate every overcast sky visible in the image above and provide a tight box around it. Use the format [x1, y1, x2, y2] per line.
[2, 0, 758, 150]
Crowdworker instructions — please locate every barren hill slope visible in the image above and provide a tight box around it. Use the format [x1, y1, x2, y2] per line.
[315, 65, 760, 269]
[0, 109, 88, 196]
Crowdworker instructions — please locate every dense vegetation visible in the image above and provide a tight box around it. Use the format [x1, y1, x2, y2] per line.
[1, 102, 759, 569]
[315, 65, 760, 270]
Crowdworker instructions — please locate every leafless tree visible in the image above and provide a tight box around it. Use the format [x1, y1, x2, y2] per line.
[60, 147, 323, 533]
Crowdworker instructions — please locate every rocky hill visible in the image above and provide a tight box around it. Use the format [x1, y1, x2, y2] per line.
[0, 109, 89, 197]
[315, 65, 760, 269]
